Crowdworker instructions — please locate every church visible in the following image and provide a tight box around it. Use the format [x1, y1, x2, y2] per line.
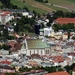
[20, 39, 50, 56]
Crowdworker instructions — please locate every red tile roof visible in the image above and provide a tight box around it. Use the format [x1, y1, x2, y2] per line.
[49, 56, 64, 63]
[0, 11, 11, 16]
[7, 41, 16, 47]
[54, 18, 75, 24]
[14, 33, 20, 38]
[43, 71, 69, 75]
[0, 60, 11, 65]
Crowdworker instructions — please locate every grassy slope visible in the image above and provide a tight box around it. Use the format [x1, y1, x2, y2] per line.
[11, 0, 75, 13]
[48, 0, 75, 5]
[11, 0, 47, 13]
[47, 0, 75, 11]
[25, 0, 70, 12]
[24, 0, 54, 12]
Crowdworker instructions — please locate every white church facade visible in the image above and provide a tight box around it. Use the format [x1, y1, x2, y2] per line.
[20, 39, 51, 56]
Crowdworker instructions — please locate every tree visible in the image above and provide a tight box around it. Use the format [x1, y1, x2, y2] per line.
[23, 6, 29, 12]
[32, 10, 37, 17]
[0, 45, 2, 49]
[47, 22, 51, 27]
[35, 0, 43, 2]
[45, 0, 48, 3]
[1, 0, 10, 8]
[55, 10, 64, 18]
[70, 63, 75, 71]
[3, 28, 8, 39]
[2, 44, 10, 50]
[23, 0, 25, 3]
[53, 24, 61, 31]
[64, 65, 70, 72]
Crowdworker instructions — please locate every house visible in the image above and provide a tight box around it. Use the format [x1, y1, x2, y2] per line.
[0, 10, 12, 25]
[0, 60, 11, 65]
[21, 70, 47, 75]
[49, 56, 71, 66]
[54, 18, 75, 25]
[0, 64, 15, 73]
[44, 27, 54, 36]
[5, 9, 33, 18]
[22, 12, 34, 18]
[0, 49, 9, 55]
[43, 71, 70, 75]
[9, 42, 22, 54]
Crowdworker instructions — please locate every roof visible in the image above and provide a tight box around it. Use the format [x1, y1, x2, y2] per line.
[49, 56, 64, 63]
[14, 33, 20, 38]
[7, 41, 16, 47]
[54, 18, 75, 24]
[0, 11, 11, 16]
[68, 52, 75, 56]
[21, 70, 45, 75]
[0, 64, 15, 70]
[0, 60, 11, 65]
[15, 42, 22, 50]
[27, 39, 50, 49]
[44, 71, 70, 75]
[28, 60, 38, 66]
[30, 54, 41, 59]
[40, 29, 44, 32]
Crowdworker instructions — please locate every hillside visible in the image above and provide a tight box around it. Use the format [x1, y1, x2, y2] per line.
[11, 0, 75, 13]
[48, 0, 75, 11]
[11, 0, 54, 13]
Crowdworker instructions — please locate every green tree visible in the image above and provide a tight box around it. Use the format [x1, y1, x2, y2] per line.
[45, 0, 48, 3]
[3, 28, 8, 39]
[64, 65, 70, 72]
[0, 45, 2, 49]
[2, 44, 10, 50]
[53, 24, 61, 31]
[55, 10, 64, 18]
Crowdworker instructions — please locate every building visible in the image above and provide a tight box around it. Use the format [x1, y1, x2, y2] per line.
[4, 9, 33, 18]
[44, 27, 54, 36]
[0, 10, 12, 25]
[21, 70, 47, 75]
[21, 39, 50, 56]
[54, 18, 75, 25]
[43, 71, 70, 75]
[35, 24, 41, 35]
[0, 64, 15, 73]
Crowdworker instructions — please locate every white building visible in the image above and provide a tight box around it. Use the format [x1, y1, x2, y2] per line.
[0, 10, 12, 25]
[21, 39, 50, 56]
[44, 27, 54, 36]
[22, 12, 33, 18]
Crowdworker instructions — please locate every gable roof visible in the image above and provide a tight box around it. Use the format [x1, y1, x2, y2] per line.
[0, 60, 11, 65]
[44, 71, 69, 75]
[27, 39, 50, 49]
[54, 18, 75, 25]
[0, 11, 11, 16]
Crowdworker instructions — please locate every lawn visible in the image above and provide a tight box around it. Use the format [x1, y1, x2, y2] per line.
[24, 0, 54, 12]
[11, 0, 75, 13]
[47, 0, 75, 11]
[11, 0, 47, 13]
[48, 0, 75, 5]
[41, 3, 68, 12]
